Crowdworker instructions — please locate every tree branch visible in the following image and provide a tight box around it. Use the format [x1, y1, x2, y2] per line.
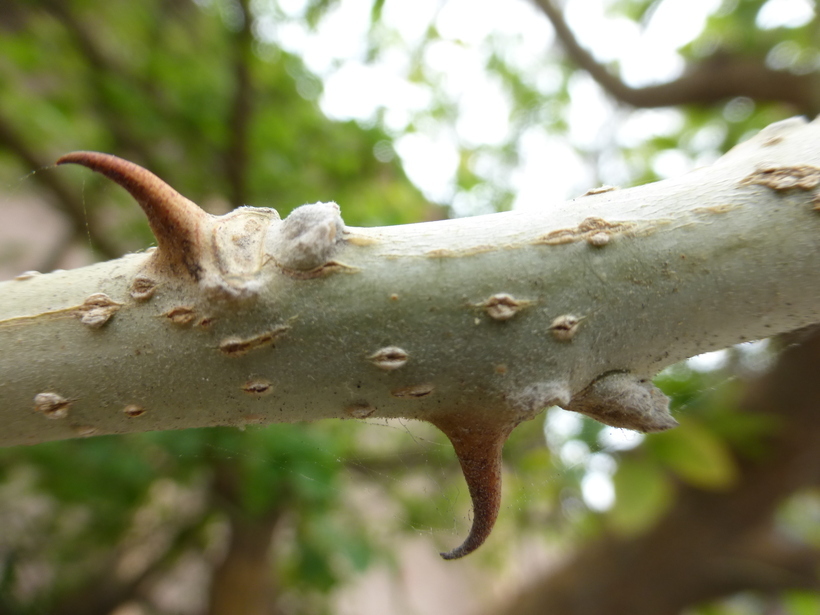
[534, 0, 818, 114]
[3, 117, 820, 558]
[224, 0, 254, 209]
[207, 460, 282, 615]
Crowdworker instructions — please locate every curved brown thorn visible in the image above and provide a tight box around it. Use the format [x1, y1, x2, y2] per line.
[430, 415, 514, 560]
[56, 151, 212, 280]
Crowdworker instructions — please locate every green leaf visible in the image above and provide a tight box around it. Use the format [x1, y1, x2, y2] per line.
[610, 457, 673, 535]
[647, 419, 738, 490]
[785, 590, 820, 615]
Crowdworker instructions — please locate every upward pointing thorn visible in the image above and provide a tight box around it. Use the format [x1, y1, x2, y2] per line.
[429, 414, 515, 560]
[56, 152, 213, 280]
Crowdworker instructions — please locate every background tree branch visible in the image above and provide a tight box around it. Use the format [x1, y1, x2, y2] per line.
[534, 0, 818, 115]
[224, 0, 254, 210]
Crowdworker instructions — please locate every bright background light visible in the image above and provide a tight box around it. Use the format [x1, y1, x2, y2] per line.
[255, 0, 765, 213]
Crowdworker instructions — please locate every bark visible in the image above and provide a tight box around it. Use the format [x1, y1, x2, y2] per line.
[3, 116, 820, 557]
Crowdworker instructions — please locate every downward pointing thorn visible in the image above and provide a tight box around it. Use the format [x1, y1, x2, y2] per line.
[56, 152, 212, 280]
[430, 414, 514, 560]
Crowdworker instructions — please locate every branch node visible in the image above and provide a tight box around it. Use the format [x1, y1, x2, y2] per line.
[567, 371, 677, 433]
[266, 202, 345, 271]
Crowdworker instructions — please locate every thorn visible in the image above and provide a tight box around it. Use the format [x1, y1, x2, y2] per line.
[56, 152, 212, 280]
[430, 414, 514, 560]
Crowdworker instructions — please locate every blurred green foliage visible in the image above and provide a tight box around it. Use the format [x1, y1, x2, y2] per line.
[1, 0, 818, 614]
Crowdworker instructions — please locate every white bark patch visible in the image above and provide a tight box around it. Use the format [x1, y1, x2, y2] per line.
[582, 185, 619, 196]
[740, 165, 820, 191]
[739, 165, 820, 211]
[219, 325, 290, 357]
[535, 217, 636, 246]
[345, 403, 375, 418]
[164, 306, 196, 326]
[76, 293, 121, 328]
[586, 232, 610, 247]
[266, 202, 345, 271]
[123, 405, 146, 418]
[14, 271, 41, 281]
[242, 379, 273, 396]
[424, 245, 498, 259]
[368, 347, 409, 370]
[72, 425, 98, 437]
[276, 260, 359, 280]
[130, 275, 158, 301]
[391, 384, 435, 398]
[34, 393, 71, 419]
[241, 414, 267, 425]
[550, 314, 582, 341]
[692, 204, 739, 216]
[476, 293, 533, 321]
